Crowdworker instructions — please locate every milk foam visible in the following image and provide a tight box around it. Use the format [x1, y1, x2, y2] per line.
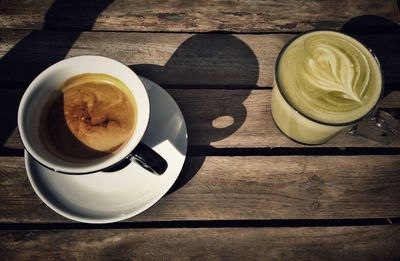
[62, 73, 137, 153]
[278, 31, 382, 124]
[40, 73, 137, 161]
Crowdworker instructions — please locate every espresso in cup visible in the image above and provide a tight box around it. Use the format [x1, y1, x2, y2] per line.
[272, 30, 384, 144]
[18, 56, 156, 174]
[39, 73, 137, 161]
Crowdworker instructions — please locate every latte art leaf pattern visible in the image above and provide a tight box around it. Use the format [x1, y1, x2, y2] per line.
[304, 41, 369, 104]
[278, 31, 382, 124]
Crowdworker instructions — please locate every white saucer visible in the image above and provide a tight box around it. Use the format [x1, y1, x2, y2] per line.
[25, 77, 187, 223]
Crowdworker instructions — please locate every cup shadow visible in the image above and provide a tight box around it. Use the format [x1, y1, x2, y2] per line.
[342, 15, 400, 94]
[130, 34, 259, 194]
[1, 2, 259, 194]
[0, 0, 113, 155]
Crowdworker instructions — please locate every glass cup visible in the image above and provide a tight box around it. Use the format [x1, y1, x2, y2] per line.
[271, 30, 398, 145]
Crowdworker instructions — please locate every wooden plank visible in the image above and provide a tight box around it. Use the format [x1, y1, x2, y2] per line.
[1, 89, 399, 150]
[1, 31, 400, 87]
[1, 155, 400, 223]
[0, 0, 398, 32]
[0, 31, 283, 87]
[1, 226, 399, 260]
[1, 89, 399, 149]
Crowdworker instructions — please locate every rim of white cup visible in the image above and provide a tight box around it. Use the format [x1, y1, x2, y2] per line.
[18, 55, 150, 174]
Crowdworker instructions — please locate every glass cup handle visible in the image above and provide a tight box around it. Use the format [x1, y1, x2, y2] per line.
[349, 110, 399, 145]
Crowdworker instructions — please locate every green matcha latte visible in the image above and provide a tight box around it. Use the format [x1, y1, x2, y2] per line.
[272, 30, 382, 144]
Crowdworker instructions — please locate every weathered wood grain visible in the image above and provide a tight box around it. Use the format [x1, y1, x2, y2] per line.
[0, 31, 284, 86]
[1, 226, 399, 260]
[1, 155, 399, 223]
[1, 31, 400, 87]
[0, 0, 398, 32]
[1, 89, 399, 150]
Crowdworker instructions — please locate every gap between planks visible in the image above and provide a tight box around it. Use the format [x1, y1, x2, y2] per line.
[0, 218, 398, 230]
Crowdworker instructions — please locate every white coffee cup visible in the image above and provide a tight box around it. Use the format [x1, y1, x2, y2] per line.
[18, 55, 166, 174]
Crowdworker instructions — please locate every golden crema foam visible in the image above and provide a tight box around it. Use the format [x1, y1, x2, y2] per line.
[40, 73, 137, 161]
[278, 31, 382, 124]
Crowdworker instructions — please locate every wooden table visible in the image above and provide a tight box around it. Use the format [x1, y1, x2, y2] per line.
[1, 0, 400, 259]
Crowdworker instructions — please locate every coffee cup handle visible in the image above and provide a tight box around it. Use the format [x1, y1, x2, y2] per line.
[349, 110, 399, 144]
[126, 143, 168, 175]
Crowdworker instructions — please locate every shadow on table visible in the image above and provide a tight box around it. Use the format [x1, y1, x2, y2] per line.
[342, 15, 400, 95]
[0, 0, 259, 194]
[131, 34, 259, 194]
[0, 0, 113, 154]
